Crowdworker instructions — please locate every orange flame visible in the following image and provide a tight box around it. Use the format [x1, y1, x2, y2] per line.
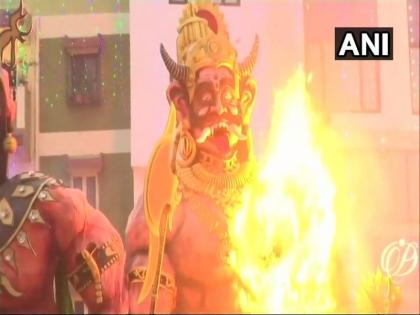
[228, 67, 340, 313]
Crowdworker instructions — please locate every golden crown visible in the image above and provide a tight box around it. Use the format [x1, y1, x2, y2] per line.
[160, 0, 258, 88]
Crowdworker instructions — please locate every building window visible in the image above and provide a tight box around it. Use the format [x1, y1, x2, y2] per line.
[303, 0, 380, 113]
[69, 54, 99, 106]
[64, 35, 104, 106]
[407, 0, 419, 115]
[169, 0, 240, 6]
[67, 155, 103, 209]
[71, 175, 98, 208]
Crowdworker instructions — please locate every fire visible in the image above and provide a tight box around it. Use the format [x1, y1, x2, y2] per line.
[228, 67, 340, 313]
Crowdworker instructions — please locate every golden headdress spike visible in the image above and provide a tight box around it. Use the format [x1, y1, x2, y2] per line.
[160, 0, 259, 85]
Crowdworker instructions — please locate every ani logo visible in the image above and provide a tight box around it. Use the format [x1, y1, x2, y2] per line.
[335, 27, 393, 60]
[380, 239, 419, 278]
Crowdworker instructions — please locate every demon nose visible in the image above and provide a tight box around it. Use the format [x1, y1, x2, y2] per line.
[214, 96, 226, 115]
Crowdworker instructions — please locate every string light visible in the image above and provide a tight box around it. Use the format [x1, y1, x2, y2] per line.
[9, 0, 127, 110]
[407, 0, 419, 113]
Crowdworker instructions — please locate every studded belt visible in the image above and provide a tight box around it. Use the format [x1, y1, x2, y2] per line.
[128, 266, 176, 296]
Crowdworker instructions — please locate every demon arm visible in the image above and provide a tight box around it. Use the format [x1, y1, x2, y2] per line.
[125, 195, 177, 314]
[41, 186, 127, 313]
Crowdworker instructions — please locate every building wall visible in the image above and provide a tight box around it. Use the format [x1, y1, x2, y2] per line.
[38, 155, 69, 183]
[5, 0, 135, 237]
[39, 34, 130, 132]
[39, 153, 133, 237]
[98, 153, 133, 236]
[1, 0, 129, 15]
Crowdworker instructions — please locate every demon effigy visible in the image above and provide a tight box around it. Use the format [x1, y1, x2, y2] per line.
[126, 1, 258, 313]
[0, 2, 126, 313]
[124, 1, 409, 314]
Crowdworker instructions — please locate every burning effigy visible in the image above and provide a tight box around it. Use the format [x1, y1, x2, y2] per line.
[125, 1, 401, 314]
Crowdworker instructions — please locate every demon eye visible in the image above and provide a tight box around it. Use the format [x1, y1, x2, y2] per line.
[197, 92, 214, 116]
[194, 84, 215, 117]
[197, 106, 209, 117]
[202, 92, 213, 104]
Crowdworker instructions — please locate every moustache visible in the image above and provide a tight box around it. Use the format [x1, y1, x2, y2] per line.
[191, 112, 243, 128]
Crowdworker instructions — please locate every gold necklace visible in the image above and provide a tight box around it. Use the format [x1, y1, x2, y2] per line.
[175, 152, 256, 209]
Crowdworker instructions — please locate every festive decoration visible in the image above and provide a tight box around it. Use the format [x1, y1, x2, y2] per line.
[27, 0, 129, 109]
[17, 44, 29, 83]
[407, 0, 419, 114]
[3, 133, 17, 153]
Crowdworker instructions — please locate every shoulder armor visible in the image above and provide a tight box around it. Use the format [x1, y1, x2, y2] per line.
[0, 171, 62, 253]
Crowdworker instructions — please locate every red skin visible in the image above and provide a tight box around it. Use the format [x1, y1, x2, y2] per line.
[125, 198, 177, 314]
[126, 195, 241, 314]
[0, 185, 127, 314]
[126, 67, 254, 314]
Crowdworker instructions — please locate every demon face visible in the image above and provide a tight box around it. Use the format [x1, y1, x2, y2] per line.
[167, 65, 256, 162]
[158, 2, 258, 166]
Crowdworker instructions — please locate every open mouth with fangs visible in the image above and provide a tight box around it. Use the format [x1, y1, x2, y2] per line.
[194, 121, 247, 157]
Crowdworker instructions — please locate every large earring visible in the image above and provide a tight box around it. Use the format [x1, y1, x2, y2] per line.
[176, 130, 196, 167]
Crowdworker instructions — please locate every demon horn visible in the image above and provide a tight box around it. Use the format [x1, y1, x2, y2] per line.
[160, 43, 189, 81]
[239, 35, 259, 77]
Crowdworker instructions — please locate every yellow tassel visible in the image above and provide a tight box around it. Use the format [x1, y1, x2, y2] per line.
[3, 133, 18, 154]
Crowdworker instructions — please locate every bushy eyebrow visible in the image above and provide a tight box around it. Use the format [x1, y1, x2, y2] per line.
[193, 82, 215, 101]
[196, 81, 214, 91]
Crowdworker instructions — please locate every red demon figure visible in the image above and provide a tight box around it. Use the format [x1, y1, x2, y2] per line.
[0, 2, 126, 313]
[126, 1, 259, 313]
